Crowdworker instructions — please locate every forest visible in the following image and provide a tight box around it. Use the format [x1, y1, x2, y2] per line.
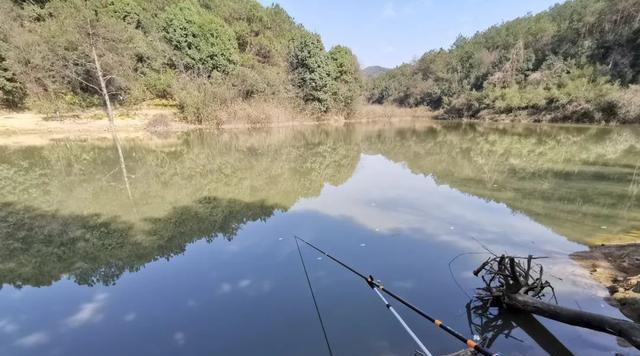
[0, 0, 362, 124]
[366, 0, 640, 123]
[2, 0, 639, 124]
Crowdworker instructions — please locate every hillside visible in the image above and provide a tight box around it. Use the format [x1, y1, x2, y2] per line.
[0, 0, 362, 124]
[366, 0, 640, 124]
[362, 66, 389, 79]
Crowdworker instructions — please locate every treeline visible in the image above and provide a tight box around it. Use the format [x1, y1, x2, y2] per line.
[366, 0, 640, 123]
[0, 0, 362, 123]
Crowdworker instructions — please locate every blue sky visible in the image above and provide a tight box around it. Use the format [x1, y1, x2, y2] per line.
[257, 0, 563, 68]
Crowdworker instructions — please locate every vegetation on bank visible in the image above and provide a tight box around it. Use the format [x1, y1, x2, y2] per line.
[366, 0, 640, 124]
[0, 0, 363, 124]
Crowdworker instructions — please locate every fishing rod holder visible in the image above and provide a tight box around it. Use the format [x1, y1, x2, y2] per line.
[366, 275, 382, 289]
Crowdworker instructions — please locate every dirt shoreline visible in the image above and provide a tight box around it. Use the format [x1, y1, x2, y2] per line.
[572, 243, 640, 323]
[0, 106, 434, 145]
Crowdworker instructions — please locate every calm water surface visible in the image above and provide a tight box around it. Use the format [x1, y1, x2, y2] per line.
[0, 122, 639, 355]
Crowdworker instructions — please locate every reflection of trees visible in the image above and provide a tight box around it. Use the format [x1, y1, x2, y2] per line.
[0, 201, 136, 288]
[0, 128, 361, 289]
[0, 128, 361, 221]
[1, 122, 639, 288]
[4, 124, 637, 247]
[145, 197, 283, 244]
[0, 197, 282, 288]
[367, 123, 640, 245]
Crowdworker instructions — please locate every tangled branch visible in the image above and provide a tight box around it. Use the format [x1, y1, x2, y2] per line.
[473, 254, 556, 305]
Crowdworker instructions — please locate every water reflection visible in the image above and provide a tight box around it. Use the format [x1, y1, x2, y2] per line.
[0, 197, 281, 288]
[0, 122, 639, 355]
[466, 300, 574, 356]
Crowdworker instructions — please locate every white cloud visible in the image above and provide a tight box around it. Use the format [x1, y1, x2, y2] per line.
[292, 154, 581, 256]
[14, 332, 49, 348]
[392, 280, 415, 289]
[261, 280, 273, 293]
[378, 42, 395, 54]
[0, 318, 19, 334]
[123, 312, 136, 322]
[382, 2, 396, 18]
[173, 331, 186, 346]
[237, 279, 252, 288]
[65, 293, 108, 328]
[218, 282, 232, 294]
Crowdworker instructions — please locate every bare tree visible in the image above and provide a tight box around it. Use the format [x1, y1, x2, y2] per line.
[86, 19, 133, 202]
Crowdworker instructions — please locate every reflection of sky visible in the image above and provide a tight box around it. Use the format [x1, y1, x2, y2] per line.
[0, 154, 633, 356]
[295, 154, 583, 255]
[293, 155, 612, 292]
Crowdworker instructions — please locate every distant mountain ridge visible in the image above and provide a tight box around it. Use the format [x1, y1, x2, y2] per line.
[362, 66, 390, 78]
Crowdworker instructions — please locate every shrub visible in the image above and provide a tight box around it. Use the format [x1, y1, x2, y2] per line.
[443, 91, 485, 118]
[145, 113, 173, 131]
[328, 45, 362, 116]
[143, 70, 177, 99]
[100, 0, 144, 30]
[171, 76, 232, 126]
[0, 63, 26, 109]
[607, 85, 640, 124]
[288, 34, 336, 113]
[0, 40, 26, 109]
[162, 2, 239, 75]
[229, 66, 267, 100]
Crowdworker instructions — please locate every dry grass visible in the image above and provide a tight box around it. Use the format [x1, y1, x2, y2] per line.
[213, 103, 434, 128]
[215, 99, 308, 128]
[0, 102, 434, 137]
[350, 104, 433, 121]
[145, 113, 173, 132]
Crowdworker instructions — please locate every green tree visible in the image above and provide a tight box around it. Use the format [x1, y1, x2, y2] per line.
[365, 0, 640, 123]
[0, 0, 361, 119]
[288, 33, 336, 112]
[162, 2, 239, 75]
[100, 0, 145, 30]
[328, 45, 362, 115]
[0, 42, 26, 108]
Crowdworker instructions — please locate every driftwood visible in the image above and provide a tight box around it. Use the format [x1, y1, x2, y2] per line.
[473, 254, 640, 349]
[466, 299, 573, 355]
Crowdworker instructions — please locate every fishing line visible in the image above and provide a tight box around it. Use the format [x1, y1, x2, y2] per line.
[448, 251, 491, 299]
[294, 237, 334, 356]
[294, 235, 500, 356]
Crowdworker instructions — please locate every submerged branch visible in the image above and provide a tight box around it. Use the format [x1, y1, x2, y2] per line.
[473, 254, 640, 349]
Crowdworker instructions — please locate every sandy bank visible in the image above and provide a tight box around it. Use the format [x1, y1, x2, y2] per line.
[0, 106, 433, 146]
[572, 243, 640, 323]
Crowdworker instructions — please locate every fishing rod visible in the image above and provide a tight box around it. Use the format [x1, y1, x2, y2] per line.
[294, 235, 499, 356]
[295, 236, 432, 356]
[369, 278, 433, 356]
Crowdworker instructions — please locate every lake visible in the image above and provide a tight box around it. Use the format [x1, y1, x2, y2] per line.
[0, 121, 639, 355]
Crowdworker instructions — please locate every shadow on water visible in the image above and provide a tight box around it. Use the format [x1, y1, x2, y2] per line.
[0, 197, 283, 289]
[0, 201, 135, 288]
[467, 299, 574, 356]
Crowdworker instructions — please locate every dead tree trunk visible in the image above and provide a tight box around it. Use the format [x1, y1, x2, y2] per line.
[505, 292, 640, 348]
[89, 25, 133, 203]
[92, 45, 115, 126]
[474, 255, 640, 350]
